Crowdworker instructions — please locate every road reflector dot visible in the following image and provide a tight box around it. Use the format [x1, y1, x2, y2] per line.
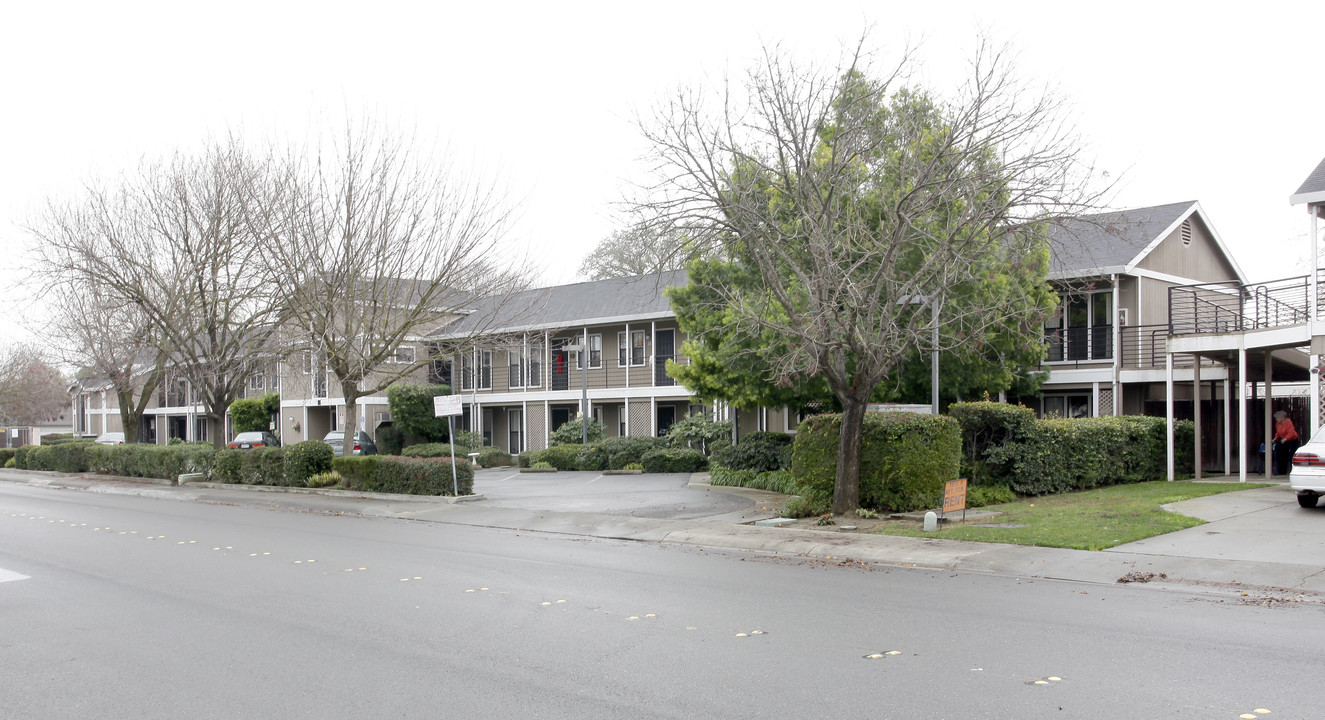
[480, 587, 488, 591]
[465, 588, 474, 592]
[865, 654, 885, 659]
[1254, 710, 1271, 715]
[556, 600, 565, 604]
[751, 630, 765, 635]
[1047, 677, 1061, 682]
[359, 568, 366, 571]
[213, 548, 220, 551]
[628, 616, 639, 620]
[1241, 715, 1257, 719]
[250, 554, 258, 557]
[178, 541, 186, 545]
[400, 578, 409, 582]
[189, 541, 196, 544]
[307, 560, 315, 563]
[645, 614, 656, 618]
[735, 633, 748, 637]
[1034, 680, 1049, 685]
[294, 561, 303, 564]
[541, 602, 551, 606]
[686, 627, 697, 631]
[884, 651, 901, 655]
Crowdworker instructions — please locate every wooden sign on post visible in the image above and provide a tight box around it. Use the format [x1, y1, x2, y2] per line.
[943, 478, 968, 518]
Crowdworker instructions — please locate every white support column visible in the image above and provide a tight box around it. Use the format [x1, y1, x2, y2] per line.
[1224, 376, 1231, 478]
[624, 324, 630, 389]
[650, 321, 657, 387]
[543, 399, 550, 449]
[1239, 348, 1247, 482]
[1092, 382, 1100, 418]
[1111, 273, 1121, 416]
[1193, 355, 1202, 480]
[1265, 351, 1274, 480]
[1166, 351, 1175, 481]
[521, 400, 528, 454]
[651, 396, 657, 438]
[1312, 353, 1322, 438]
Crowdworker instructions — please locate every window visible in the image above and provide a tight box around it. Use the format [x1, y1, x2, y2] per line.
[249, 373, 265, 392]
[1042, 394, 1091, 419]
[1046, 289, 1112, 362]
[631, 330, 646, 366]
[392, 345, 416, 364]
[575, 334, 602, 370]
[527, 342, 542, 387]
[618, 332, 628, 367]
[478, 351, 492, 389]
[508, 347, 525, 388]
[460, 353, 473, 391]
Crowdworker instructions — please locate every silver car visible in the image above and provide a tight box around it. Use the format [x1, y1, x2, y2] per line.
[322, 430, 378, 457]
[95, 432, 125, 445]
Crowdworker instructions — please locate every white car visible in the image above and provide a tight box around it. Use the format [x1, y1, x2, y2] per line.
[95, 432, 125, 446]
[1289, 426, 1325, 508]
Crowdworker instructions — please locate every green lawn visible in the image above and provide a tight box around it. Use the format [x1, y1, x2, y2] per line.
[870, 481, 1271, 551]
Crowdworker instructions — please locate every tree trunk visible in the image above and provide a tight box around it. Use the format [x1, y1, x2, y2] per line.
[208, 414, 226, 449]
[833, 398, 868, 514]
[342, 383, 361, 451]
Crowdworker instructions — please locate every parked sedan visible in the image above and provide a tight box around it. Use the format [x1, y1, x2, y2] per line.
[322, 430, 377, 457]
[1290, 426, 1325, 507]
[95, 432, 125, 446]
[228, 431, 280, 450]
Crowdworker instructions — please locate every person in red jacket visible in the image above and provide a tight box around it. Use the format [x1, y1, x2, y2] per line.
[1273, 410, 1300, 476]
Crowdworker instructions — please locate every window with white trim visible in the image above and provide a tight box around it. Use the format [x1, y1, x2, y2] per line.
[478, 350, 492, 390]
[575, 334, 602, 370]
[392, 345, 416, 364]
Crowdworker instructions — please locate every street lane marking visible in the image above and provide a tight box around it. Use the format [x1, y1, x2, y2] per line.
[0, 567, 31, 583]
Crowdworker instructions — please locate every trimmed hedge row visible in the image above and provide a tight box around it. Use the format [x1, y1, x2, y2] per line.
[712, 431, 792, 473]
[792, 412, 961, 513]
[85, 443, 216, 479]
[949, 401, 1195, 495]
[709, 467, 800, 494]
[333, 456, 474, 496]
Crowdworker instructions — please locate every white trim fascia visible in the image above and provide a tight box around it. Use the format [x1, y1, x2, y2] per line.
[1127, 268, 1212, 287]
[472, 386, 692, 405]
[1290, 190, 1325, 206]
[1121, 367, 1229, 383]
[1041, 367, 1113, 384]
[434, 311, 676, 340]
[1047, 265, 1128, 281]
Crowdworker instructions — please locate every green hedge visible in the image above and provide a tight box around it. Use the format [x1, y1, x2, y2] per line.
[212, 447, 286, 485]
[333, 455, 474, 495]
[386, 383, 453, 442]
[284, 441, 333, 486]
[401, 443, 463, 458]
[948, 402, 1036, 486]
[477, 446, 513, 467]
[84, 443, 217, 480]
[991, 415, 1196, 496]
[521, 444, 587, 471]
[712, 431, 792, 472]
[14, 445, 32, 469]
[23, 442, 96, 473]
[792, 412, 961, 513]
[640, 447, 708, 473]
[0, 448, 15, 463]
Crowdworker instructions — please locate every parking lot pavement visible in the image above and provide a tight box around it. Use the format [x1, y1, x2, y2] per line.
[470, 468, 756, 520]
[1107, 483, 1325, 565]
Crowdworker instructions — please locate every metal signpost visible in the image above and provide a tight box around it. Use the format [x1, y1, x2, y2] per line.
[433, 394, 464, 496]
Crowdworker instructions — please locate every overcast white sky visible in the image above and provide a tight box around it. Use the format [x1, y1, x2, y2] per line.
[3, 0, 1323, 347]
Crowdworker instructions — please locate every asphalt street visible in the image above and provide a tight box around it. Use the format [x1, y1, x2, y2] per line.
[3, 479, 1325, 719]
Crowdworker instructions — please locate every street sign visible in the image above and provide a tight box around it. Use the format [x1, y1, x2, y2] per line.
[433, 394, 463, 417]
[943, 478, 968, 514]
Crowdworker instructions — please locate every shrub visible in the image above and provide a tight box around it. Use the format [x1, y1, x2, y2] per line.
[601, 436, 668, 469]
[402, 443, 463, 459]
[84, 443, 216, 480]
[4, 458, 12, 468]
[14, 445, 32, 469]
[623, 462, 644, 471]
[210, 447, 284, 485]
[531, 461, 554, 469]
[40, 434, 80, 445]
[451, 431, 485, 453]
[230, 392, 279, 434]
[25, 446, 54, 470]
[306, 472, 341, 489]
[213, 449, 245, 484]
[709, 467, 800, 494]
[575, 444, 608, 471]
[25, 442, 96, 473]
[712, 431, 792, 473]
[477, 446, 513, 467]
[386, 383, 453, 442]
[781, 490, 831, 518]
[550, 417, 604, 446]
[333, 455, 474, 496]
[376, 424, 404, 456]
[641, 447, 708, 473]
[793, 412, 961, 513]
[0, 448, 15, 464]
[948, 401, 1037, 486]
[526, 444, 587, 471]
[967, 484, 1016, 507]
[284, 441, 333, 486]
[666, 413, 732, 454]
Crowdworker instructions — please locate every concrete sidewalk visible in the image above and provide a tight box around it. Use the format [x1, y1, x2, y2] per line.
[3, 468, 1323, 601]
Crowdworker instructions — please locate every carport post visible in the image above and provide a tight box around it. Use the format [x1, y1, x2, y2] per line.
[1265, 351, 1274, 480]
[1166, 350, 1175, 481]
[1193, 355, 1201, 480]
[1239, 347, 1247, 482]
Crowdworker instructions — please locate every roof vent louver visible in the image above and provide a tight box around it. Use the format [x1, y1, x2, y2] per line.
[1181, 220, 1192, 247]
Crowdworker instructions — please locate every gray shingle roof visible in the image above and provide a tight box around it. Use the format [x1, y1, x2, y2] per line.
[1292, 156, 1325, 200]
[435, 270, 688, 337]
[1048, 201, 1196, 277]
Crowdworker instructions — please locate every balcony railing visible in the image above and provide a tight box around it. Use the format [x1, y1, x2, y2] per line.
[1044, 327, 1112, 364]
[1169, 276, 1309, 335]
[458, 355, 686, 394]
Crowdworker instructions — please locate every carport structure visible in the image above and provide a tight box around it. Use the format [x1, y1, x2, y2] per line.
[1164, 156, 1325, 480]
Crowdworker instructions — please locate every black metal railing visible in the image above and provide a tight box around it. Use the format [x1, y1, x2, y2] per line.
[457, 355, 686, 394]
[1044, 327, 1113, 363]
[1169, 276, 1309, 335]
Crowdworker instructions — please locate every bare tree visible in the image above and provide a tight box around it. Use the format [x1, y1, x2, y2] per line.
[269, 122, 525, 449]
[639, 38, 1103, 512]
[0, 345, 69, 426]
[43, 277, 170, 442]
[30, 139, 287, 447]
[577, 219, 693, 280]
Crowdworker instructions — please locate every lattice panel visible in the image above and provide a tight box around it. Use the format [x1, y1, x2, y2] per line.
[527, 405, 547, 451]
[629, 401, 653, 437]
[1098, 388, 1114, 417]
